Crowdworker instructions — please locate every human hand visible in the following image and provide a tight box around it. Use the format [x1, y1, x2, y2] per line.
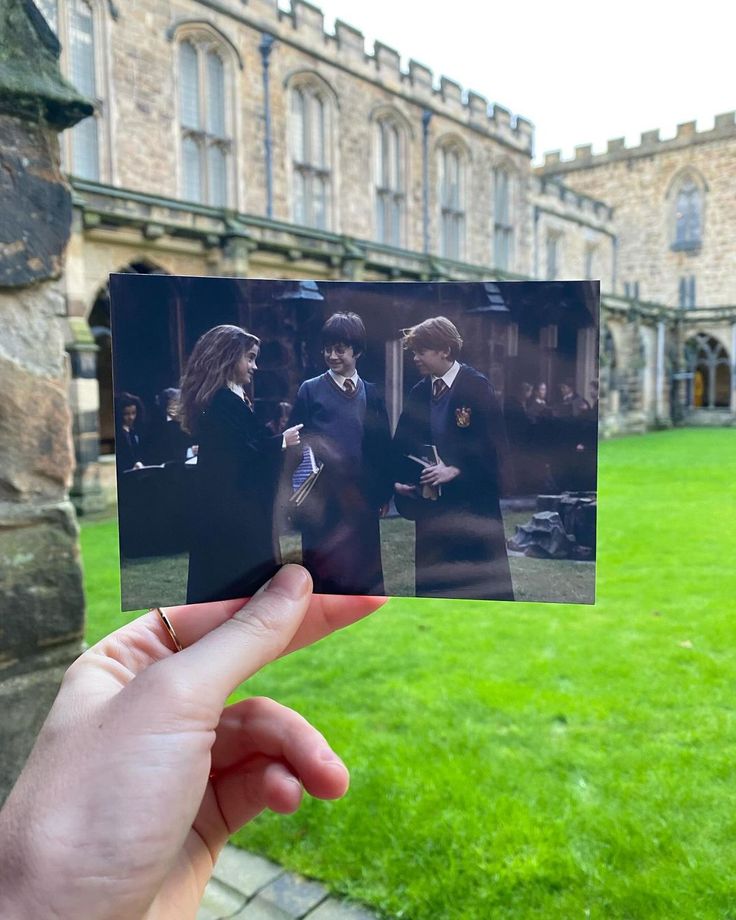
[0, 566, 385, 920]
[379, 502, 390, 518]
[283, 423, 303, 447]
[420, 460, 460, 487]
[394, 482, 417, 497]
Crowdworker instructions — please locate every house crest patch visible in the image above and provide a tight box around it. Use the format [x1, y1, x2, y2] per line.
[455, 406, 471, 428]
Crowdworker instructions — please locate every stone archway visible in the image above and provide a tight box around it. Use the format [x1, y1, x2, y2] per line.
[685, 333, 731, 409]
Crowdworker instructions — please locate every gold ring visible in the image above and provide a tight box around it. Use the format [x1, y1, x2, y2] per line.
[153, 607, 183, 652]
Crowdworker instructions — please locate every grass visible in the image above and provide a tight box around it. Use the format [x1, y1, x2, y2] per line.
[80, 428, 736, 919]
[117, 512, 594, 611]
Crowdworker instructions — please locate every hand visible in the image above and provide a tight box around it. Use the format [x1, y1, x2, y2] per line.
[420, 460, 460, 487]
[379, 502, 390, 518]
[283, 423, 303, 448]
[394, 482, 417, 497]
[0, 566, 385, 920]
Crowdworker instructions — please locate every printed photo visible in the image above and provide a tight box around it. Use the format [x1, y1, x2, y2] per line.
[110, 275, 599, 609]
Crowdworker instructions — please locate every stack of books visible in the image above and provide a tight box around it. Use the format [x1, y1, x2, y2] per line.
[290, 446, 324, 508]
[406, 444, 441, 500]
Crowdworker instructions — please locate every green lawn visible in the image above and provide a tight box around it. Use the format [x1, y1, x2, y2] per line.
[118, 512, 593, 611]
[80, 429, 736, 919]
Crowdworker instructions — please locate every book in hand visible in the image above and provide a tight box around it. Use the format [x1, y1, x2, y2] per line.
[405, 443, 441, 500]
[290, 445, 324, 507]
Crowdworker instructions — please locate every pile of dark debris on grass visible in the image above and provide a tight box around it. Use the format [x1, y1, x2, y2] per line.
[507, 492, 596, 561]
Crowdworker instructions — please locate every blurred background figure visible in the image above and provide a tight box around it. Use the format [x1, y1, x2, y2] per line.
[504, 381, 534, 494]
[527, 381, 550, 421]
[556, 380, 591, 418]
[115, 392, 146, 471]
[145, 387, 196, 465]
[266, 401, 293, 437]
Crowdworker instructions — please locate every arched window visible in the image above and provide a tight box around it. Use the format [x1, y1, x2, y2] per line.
[493, 166, 513, 270]
[69, 0, 100, 179]
[177, 36, 231, 207]
[545, 231, 561, 281]
[290, 80, 333, 230]
[671, 175, 703, 250]
[685, 334, 730, 409]
[40, 0, 105, 181]
[438, 142, 465, 260]
[375, 117, 406, 247]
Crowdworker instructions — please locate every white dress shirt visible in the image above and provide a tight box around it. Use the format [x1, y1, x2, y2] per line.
[431, 360, 460, 390]
[328, 368, 360, 391]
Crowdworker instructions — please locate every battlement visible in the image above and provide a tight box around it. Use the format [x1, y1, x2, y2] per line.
[531, 175, 614, 224]
[539, 111, 736, 173]
[205, 0, 533, 153]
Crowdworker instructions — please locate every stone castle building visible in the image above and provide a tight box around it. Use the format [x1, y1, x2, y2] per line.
[34, 0, 735, 510]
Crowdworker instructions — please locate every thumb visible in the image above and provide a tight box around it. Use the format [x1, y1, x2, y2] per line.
[162, 565, 312, 709]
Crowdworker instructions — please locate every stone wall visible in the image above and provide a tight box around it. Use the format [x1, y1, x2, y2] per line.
[539, 116, 736, 307]
[47, 0, 614, 284]
[0, 0, 91, 803]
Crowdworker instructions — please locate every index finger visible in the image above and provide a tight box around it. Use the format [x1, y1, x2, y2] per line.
[165, 587, 385, 655]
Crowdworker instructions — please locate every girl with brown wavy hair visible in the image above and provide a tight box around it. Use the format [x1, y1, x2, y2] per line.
[181, 325, 302, 603]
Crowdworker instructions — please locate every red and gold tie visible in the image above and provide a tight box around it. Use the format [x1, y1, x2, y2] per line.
[432, 379, 447, 400]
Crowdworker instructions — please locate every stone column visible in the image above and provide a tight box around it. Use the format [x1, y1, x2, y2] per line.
[384, 339, 403, 434]
[0, 0, 93, 804]
[656, 320, 666, 422]
[576, 326, 597, 405]
[731, 322, 736, 414]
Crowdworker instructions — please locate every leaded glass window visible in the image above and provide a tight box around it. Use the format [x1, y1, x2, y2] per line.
[375, 118, 405, 247]
[673, 179, 702, 249]
[290, 84, 331, 229]
[439, 145, 465, 260]
[68, 0, 99, 180]
[546, 232, 560, 280]
[178, 39, 231, 207]
[493, 167, 513, 270]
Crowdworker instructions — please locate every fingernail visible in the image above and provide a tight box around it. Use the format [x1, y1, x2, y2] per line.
[266, 564, 311, 600]
[319, 746, 346, 769]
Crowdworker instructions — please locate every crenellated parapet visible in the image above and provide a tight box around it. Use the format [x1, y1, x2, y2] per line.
[530, 175, 614, 226]
[538, 111, 736, 174]
[194, 0, 533, 153]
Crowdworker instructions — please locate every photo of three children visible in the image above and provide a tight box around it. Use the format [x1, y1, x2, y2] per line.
[110, 275, 598, 609]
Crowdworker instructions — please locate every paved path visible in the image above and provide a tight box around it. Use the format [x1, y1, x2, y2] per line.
[197, 845, 379, 920]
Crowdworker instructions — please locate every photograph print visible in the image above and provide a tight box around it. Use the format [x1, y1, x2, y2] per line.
[109, 275, 599, 610]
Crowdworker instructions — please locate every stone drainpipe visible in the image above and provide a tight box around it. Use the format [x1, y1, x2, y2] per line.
[0, 0, 93, 804]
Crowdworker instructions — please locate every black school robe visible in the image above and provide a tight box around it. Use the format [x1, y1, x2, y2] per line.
[288, 374, 393, 595]
[392, 364, 514, 601]
[186, 388, 283, 604]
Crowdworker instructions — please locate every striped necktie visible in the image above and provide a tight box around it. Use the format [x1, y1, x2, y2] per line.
[432, 379, 447, 400]
[343, 378, 355, 394]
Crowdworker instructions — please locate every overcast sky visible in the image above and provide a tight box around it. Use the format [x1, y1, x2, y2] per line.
[290, 0, 732, 163]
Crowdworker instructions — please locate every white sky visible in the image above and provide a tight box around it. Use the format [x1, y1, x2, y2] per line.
[289, 0, 733, 163]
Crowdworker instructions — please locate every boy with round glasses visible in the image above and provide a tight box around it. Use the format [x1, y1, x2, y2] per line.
[289, 312, 392, 595]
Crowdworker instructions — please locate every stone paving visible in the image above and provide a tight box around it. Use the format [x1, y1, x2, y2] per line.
[197, 845, 379, 920]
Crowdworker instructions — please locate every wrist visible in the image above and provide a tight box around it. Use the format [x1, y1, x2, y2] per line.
[0, 819, 42, 919]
